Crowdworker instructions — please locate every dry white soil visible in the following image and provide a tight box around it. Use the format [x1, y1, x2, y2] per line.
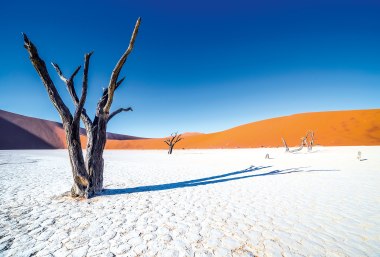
[0, 146, 379, 257]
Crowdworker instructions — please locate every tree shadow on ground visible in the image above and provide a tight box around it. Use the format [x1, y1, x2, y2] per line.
[102, 165, 339, 196]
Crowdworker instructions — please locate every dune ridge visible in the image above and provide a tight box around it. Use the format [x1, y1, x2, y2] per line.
[106, 109, 380, 149]
[1, 109, 379, 150]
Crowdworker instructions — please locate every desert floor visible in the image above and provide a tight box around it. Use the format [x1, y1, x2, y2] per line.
[0, 147, 379, 257]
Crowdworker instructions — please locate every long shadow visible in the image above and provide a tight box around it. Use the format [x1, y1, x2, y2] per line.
[102, 166, 339, 196]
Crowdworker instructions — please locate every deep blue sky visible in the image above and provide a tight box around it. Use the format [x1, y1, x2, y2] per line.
[1, 0, 379, 137]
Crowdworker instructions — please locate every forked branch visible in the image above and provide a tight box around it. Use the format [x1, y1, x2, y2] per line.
[103, 17, 141, 113]
[52, 62, 93, 128]
[97, 77, 126, 111]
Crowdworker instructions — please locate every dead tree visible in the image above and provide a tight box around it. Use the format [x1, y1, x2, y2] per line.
[164, 132, 183, 154]
[23, 17, 141, 198]
[282, 130, 315, 153]
[307, 130, 314, 151]
[281, 137, 289, 152]
[357, 151, 362, 161]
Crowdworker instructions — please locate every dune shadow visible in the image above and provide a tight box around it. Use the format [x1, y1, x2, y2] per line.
[102, 165, 339, 196]
[0, 117, 55, 149]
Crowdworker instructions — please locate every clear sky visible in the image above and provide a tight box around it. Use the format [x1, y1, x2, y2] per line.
[0, 0, 379, 138]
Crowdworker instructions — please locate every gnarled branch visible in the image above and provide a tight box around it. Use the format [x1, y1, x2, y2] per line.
[23, 33, 72, 122]
[73, 52, 93, 125]
[52, 63, 93, 129]
[103, 17, 141, 114]
[107, 107, 133, 123]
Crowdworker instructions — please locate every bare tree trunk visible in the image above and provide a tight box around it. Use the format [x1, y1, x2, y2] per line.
[86, 113, 107, 196]
[64, 123, 89, 197]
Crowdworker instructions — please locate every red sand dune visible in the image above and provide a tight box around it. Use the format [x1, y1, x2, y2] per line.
[1, 109, 379, 150]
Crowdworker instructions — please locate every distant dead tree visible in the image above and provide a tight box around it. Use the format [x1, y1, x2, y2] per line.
[282, 130, 315, 153]
[357, 151, 362, 161]
[281, 137, 289, 152]
[164, 132, 183, 154]
[23, 18, 141, 198]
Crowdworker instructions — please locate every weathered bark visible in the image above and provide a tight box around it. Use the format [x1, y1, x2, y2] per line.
[164, 132, 183, 155]
[23, 17, 142, 198]
[64, 122, 89, 198]
[86, 112, 108, 196]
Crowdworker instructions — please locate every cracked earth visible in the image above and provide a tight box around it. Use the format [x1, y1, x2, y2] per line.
[1, 147, 379, 256]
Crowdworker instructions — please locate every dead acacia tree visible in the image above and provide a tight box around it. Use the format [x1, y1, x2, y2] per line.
[23, 18, 141, 198]
[281, 137, 289, 152]
[164, 132, 183, 154]
[307, 130, 314, 151]
[282, 130, 315, 153]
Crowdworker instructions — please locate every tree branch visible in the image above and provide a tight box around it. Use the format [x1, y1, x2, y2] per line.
[96, 76, 126, 113]
[103, 17, 141, 114]
[281, 137, 289, 152]
[116, 77, 126, 89]
[174, 136, 183, 144]
[73, 52, 93, 125]
[52, 62, 93, 129]
[23, 33, 72, 122]
[52, 63, 81, 102]
[107, 107, 133, 123]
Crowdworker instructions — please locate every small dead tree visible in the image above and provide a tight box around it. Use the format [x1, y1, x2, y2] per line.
[282, 130, 315, 153]
[281, 137, 289, 152]
[307, 130, 314, 151]
[164, 132, 183, 154]
[23, 18, 141, 198]
[357, 151, 362, 161]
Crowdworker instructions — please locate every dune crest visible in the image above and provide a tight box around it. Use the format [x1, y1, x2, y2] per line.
[106, 109, 380, 149]
[1, 109, 379, 150]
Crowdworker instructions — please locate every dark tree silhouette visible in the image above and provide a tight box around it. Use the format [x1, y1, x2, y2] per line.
[23, 18, 141, 198]
[164, 132, 183, 154]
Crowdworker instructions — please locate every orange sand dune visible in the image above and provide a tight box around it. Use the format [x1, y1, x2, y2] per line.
[1, 109, 379, 150]
[106, 109, 380, 149]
